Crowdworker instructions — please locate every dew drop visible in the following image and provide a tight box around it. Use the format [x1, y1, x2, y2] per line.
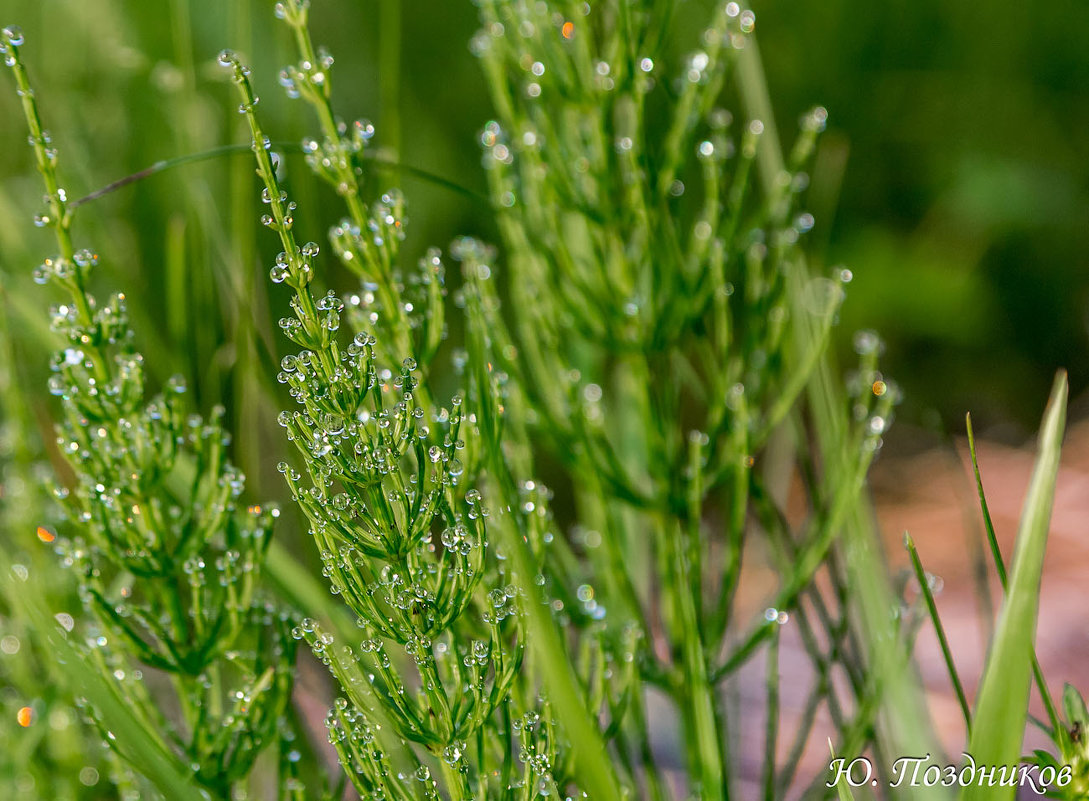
[853, 329, 882, 356]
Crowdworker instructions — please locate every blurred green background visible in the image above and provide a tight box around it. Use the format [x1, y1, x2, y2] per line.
[758, 0, 1089, 432]
[2, 0, 1087, 436]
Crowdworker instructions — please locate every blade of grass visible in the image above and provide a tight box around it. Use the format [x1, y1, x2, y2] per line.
[965, 413, 1006, 587]
[965, 413, 1062, 737]
[0, 554, 209, 801]
[69, 144, 486, 210]
[904, 532, 971, 732]
[961, 370, 1067, 801]
[827, 741, 858, 801]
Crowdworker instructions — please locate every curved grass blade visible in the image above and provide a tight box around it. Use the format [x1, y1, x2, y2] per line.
[827, 741, 858, 801]
[905, 532, 972, 733]
[69, 144, 486, 209]
[966, 412, 1062, 737]
[961, 370, 1067, 801]
[965, 414, 1004, 587]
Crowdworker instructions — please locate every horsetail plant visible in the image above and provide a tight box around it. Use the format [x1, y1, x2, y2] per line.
[225, 0, 910, 797]
[221, 36, 546, 797]
[1, 25, 297, 800]
[2, 0, 976, 796]
[468, 0, 906, 797]
[255, 3, 656, 795]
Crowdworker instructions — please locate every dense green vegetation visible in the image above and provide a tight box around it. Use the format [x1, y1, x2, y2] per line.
[1, 1, 1085, 798]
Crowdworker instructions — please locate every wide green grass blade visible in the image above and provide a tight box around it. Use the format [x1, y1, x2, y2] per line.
[961, 370, 1067, 801]
[0, 555, 209, 801]
[966, 413, 1062, 737]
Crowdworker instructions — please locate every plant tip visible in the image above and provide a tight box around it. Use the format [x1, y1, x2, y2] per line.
[2, 25, 24, 46]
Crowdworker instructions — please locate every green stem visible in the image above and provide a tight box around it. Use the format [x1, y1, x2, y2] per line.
[282, 8, 411, 358]
[762, 626, 780, 801]
[664, 513, 726, 801]
[488, 455, 624, 801]
[3, 34, 109, 386]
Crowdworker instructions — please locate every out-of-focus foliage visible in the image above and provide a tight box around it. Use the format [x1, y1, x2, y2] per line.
[3, 0, 1086, 431]
[753, 0, 1089, 428]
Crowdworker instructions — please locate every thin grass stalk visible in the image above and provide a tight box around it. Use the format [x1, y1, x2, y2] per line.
[905, 532, 972, 732]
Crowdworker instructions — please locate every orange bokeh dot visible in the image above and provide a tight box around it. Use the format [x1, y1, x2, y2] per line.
[36, 526, 55, 543]
[17, 707, 32, 727]
[562, 21, 574, 39]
